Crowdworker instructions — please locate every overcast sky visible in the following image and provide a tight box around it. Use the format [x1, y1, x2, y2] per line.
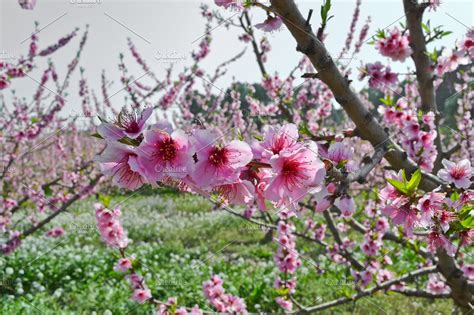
[1, 0, 473, 117]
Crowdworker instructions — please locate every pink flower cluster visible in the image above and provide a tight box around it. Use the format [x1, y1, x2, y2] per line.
[437, 159, 473, 189]
[97, 112, 327, 213]
[380, 170, 472, 255]
[375, 27, 412, 62]
[379, 104, 438, 171]
[95, 203, 129, 248]
[435, 48, 469, 76]
[273, 211, 301, 312]
[359, 62, 398, 90]
[126, 273, 152, 303]
[202, 275, 247, 313]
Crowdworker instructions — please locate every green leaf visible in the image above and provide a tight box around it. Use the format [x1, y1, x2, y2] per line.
[320, 0, 332, 24]
[406, 169, 422, 194]
[421, 22, 430, 34]
[387, 178, 408, 194]
[460, 216, 474, 229]
[43, 185, 53, 197]
[450, 191, 460, 202]
[98, 194, 112, 208]
[379, 95, 393, 106]
[31, 117, 38, 123]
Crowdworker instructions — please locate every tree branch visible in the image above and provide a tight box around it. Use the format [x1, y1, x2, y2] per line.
[323, 209, 364, 270]
[267, 0, 443, 192]
[403, 0, 444, 170]
[391, 288, 450, 299]
[293, 266, 437, 313]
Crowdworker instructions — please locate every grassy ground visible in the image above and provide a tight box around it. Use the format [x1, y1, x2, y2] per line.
[1, 192, 454, 314]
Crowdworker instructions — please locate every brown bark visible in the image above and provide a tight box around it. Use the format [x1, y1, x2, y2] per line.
[267, 0, 472, 311]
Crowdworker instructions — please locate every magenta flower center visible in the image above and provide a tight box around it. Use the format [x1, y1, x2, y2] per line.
[117, 110, 141, 134]
[450, 166, 466, 180]
[281, 159, 309, 187]
[271, 137, 288, 154]
[126, 121, 140, 133]
[158, 138, 177, 161]
[209, 147, 229, 166]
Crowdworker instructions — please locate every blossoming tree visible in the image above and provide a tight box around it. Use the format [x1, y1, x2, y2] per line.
[92, 0, 474, 313]
[0, 24, 103, 254]
[11, 0, 474, 313]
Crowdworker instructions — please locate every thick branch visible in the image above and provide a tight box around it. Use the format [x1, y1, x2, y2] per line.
[267, 0, 443, 191]
[403, 0, 436, 113]
[347, 146, 387, 183]
[436, 249, 473, 312]
[403, 0, 444, 170]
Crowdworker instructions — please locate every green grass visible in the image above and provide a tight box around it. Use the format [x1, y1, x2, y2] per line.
[1, 193, 454, 314]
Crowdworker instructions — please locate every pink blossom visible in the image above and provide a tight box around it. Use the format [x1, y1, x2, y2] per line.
[437, 210, 457, 233]
[95, 205, 129, 248]
[382, 199, 418, 235]
[202, 275, 247, 313]
[459, 36, 474, 58]
[0, 75, 10, 90]
[276, 297, 293, 311]
[314, 224, 326, 241]
[126, 273, 144, 289]
[417, 192, 445, 225]
[428, 231, 456, 256]
[437, 159, 473, 189]
[214, 180, 255, 205]
[361, 236, 381, 256]
[427, 274, 450, 295]
[97, 107, 152, 141]
[115, 257, 133, 272]
[428, 0, 441, 11]
[316, 196, 332, 212]
[375, 217, 389, 233]
[376, 27, 412, 62]
[214, 0, 242, 10]
[18, 0, 36, 10]
[265, 143, 326, 208]
[275, 220, 301, 274]
[255, 16, 283, 32]
[377, 269, 393, 284]
[327, 142, 353, 164]
[96, 143, 146, 190]
[261, 124, 300, 158]
[352, 270, 373, 288]
[334, 195, 355, 217]
[131, 288, 152, 303]
[136, 126, 193, 182]
[435, 48, 469, 75]
[360, 62, 398, 90]
[462, 264, 474, 280]
[1, 231, 21, 255]
[191, 130, 253, 188]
